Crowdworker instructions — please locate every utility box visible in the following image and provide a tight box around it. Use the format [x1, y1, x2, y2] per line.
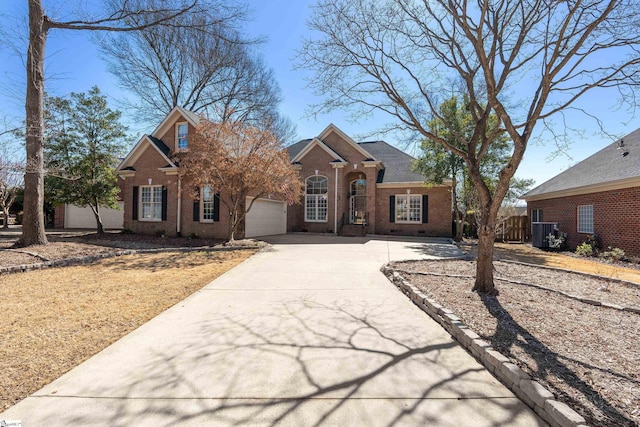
[531, 222, 558, 248]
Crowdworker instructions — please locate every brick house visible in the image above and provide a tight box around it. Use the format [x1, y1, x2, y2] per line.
[116, 108, 452, 239]
[523, 127, 640, 256]
[287, 124, 452, 237]
[116, 107, 292, 239]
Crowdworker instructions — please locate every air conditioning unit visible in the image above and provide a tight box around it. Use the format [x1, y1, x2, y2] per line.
[531, 222, 558, 248]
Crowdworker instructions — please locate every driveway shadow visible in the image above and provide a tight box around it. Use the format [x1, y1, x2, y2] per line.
[25, 299, 542, 426]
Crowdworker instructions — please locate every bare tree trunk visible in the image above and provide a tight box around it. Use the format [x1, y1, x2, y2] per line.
[21, 0, 48, 246]
[451, 175, 464, 241]
[2, 207, 9, 229]
[473, 214, 497, 295]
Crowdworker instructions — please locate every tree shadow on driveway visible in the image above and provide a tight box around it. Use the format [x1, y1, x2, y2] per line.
[26, 298, 542, 426]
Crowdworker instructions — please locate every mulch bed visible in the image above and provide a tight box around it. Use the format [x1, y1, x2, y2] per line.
[393, 259, 640, 427]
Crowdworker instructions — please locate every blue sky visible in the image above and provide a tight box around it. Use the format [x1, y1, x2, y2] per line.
[0, 0, 635, 188]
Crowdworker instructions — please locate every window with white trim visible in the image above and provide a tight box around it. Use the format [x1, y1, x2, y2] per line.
[577, 205, 594, 233]
[176, 122, 188, 150]
[396, 194, 422, 223]
[201, 186, 215, 222]
[140, 185, 163, 221]
[305, 176, 328, 222]
[531, 209, 542, 223]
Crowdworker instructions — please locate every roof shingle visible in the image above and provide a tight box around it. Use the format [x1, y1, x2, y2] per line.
[524, 127, 640, 199]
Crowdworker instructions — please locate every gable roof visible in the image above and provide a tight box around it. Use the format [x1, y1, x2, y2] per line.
[318, 124, 376, 160]
[151, 106, 200, 140]
[287, 126, 430, 184]
[523, 127, 640, 201]
[290, 137, 348, 164]
[116, 106, 199, 172]
[117, 134, 177, 171]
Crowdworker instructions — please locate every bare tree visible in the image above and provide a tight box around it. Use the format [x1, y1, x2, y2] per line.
[22, 0, 213, 246]
[0, 158, 22, 229]
[179, 119, 303, 241]
[99, 5, 297, 143]
[99, 2, 248, 121]
[299, 0, 640, 294]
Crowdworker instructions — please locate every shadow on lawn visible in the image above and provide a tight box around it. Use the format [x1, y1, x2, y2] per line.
[479, 294, 637, 427]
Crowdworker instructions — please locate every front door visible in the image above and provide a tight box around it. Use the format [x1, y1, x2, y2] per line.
[349, 179, 367, 224]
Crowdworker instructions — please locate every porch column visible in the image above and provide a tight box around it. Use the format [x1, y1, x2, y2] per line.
[363, 162, 379, 234]
[332, 162, 346, 234]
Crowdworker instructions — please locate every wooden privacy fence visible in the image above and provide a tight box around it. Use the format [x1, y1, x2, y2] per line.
[496, 215, 529, 242]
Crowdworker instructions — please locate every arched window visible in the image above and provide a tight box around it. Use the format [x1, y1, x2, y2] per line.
[305, 176, 328, 222]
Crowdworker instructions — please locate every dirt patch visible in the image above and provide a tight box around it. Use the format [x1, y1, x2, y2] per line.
[0, 231, 259, 268]
[0, 249, 256, 412]
[393, 259, 640, 427]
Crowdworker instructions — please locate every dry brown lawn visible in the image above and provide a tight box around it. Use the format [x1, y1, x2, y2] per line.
[0, 249, 255, 412]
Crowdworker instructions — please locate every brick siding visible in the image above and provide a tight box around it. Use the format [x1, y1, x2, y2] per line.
[527, 186, 640, 256]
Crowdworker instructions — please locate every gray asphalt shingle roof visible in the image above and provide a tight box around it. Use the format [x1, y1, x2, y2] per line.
[147, 135, 172, 159]
[358, 141, 424, 183]
[286, 137, 423, 184]
[524, 127, 640, 199]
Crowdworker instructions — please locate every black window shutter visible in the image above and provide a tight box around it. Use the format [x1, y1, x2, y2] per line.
[389, 195, 395, 223]
[132, 186, 139, 220]
[193, 200, 200, 221]
[161, 187, 168, 221]
[213, 192, 220, 221]
[193, 186, 200, 221]
[422, 195, 429, 223]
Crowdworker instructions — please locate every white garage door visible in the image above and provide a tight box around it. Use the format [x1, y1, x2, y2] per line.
[245, 197, 286, 238]
[64, 202, 124, 229]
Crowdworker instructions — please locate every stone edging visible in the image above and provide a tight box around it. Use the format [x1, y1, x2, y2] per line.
[382, 265, 589, 427]
[0, 245, 260, 276]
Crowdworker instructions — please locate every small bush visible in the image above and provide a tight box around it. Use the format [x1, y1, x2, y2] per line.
[546, 233, 566, 249]
[601, 246, 626, 262]
[576, 242, 594, 257]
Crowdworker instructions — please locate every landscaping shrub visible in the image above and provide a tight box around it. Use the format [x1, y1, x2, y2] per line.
[601, 247, 626, 262]
[546, 232, 566, 249]
[576, 242, 594, 257]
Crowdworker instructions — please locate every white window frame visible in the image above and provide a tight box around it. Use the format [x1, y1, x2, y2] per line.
[531, 208, 542, 223]
[305, 175, 328, 223]
[577, 205, 594, 234]
[395, 194, 422, 224]
[176, 122, 188, 151]
[139, 185, 163, 222]
[200, 186, 216, 222]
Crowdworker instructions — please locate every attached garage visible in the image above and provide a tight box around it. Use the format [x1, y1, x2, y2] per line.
[245, 197, 287, 238]
[63, 202, 125, 229]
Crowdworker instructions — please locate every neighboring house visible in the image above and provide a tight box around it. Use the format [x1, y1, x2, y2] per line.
[523, 127, 640, 256]
[115, 107, 287, 239]
[287, 124, 452, 237]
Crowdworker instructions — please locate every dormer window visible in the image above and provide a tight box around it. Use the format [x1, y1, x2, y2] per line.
[176, 122, 188, 150]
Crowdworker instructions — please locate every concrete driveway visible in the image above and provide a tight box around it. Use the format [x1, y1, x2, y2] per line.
[1, 234, 543, 426]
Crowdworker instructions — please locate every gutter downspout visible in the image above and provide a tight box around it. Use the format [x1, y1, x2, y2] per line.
[334, 167, 338, 234]
[176, 175, 182, 236]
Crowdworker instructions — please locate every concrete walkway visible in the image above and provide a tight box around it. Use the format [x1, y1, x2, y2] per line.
[1, 235, 543, 426]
